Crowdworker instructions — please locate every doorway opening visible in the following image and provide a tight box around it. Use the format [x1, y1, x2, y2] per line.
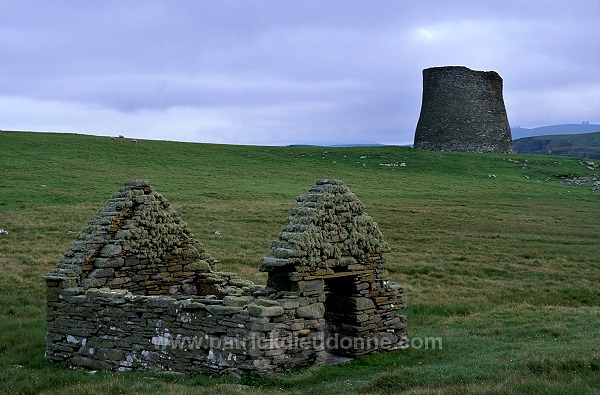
[323, 275, 361, 358]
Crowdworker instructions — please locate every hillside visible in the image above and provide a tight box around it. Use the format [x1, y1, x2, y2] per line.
[511, 123, 600, 139]
[513, 131, 600, 159]
[0, 131, 599, 395]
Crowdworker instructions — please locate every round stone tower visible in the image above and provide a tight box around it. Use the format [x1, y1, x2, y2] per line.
[413, 66, 514, 153]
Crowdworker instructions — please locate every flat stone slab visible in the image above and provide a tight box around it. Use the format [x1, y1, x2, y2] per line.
[323, 353, 354, 366]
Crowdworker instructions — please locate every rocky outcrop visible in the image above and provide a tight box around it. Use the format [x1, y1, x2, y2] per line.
[414, 66, 514, 153]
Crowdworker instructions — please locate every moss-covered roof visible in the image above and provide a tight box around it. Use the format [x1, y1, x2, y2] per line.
[48, 179, 214, 279]
[260, 179, 389, 272]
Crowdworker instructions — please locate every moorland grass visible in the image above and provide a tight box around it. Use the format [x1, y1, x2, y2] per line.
[0, 131, 599, 394]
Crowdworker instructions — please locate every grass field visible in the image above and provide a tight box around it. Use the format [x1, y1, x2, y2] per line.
[1, 131, 599, 394]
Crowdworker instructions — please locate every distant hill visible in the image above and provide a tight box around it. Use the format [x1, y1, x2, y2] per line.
[511, 123, 600, 139]
[513, 131, 600, 159]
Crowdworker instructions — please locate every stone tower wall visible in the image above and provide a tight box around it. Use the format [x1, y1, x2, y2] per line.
[413, 66, 514, 153]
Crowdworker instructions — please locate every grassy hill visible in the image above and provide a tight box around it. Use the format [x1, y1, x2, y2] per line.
[511, 123, 600, 139]
[513, 131, 600, 159]
[1, 131, 599, 394]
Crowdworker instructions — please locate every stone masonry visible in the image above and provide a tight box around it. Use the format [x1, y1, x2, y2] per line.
[413, 65, 514, 153]
[46, 179, 406, 376]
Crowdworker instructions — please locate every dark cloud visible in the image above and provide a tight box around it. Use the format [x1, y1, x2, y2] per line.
[0, 0, 598, 145]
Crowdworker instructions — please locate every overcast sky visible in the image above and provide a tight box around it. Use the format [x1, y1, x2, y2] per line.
[1, 1, 599, 145]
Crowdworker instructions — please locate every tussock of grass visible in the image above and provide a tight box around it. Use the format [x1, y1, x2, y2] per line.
[1, 131, 599, 394]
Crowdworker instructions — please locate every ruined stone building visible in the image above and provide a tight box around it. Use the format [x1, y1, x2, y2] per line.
[413, 65, 514, 153]
[45, 179, 406, 376]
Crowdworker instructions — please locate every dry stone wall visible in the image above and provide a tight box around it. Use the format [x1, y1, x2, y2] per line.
[46, 179, 406, 377]
[260, 180, 405, 357]
[413, 65, 514, 153]
[48, 179, 251, 297]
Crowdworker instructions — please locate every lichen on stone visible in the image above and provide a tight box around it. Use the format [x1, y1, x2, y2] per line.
[260, 179, 389, 271]
[51, 179, 216, 290]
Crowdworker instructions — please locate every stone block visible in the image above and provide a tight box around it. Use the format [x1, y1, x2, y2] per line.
[247, 322, 277, 331]
[247, 304, 284, 317]
[125, 258, 140, 267]
[101, 307, 125, 318]
[255, 297, 280, 307]
[97, 347, 125, 361]
[89, 268, 115, 278]
[61, 287, 85, 296]
[70, 356, 113, 370]
[94, 258, 124, 268]
[223, 295, 254, 307]
[292, 279, 324, 294]
[185, 260, 211, 272]
[205, 305, 243, 315]
[278, 298, 300, 309]
[264, 347, 286, 356]
[289, 319, 305, 331]
[355, 297, 376, 311]
[372, 331, 399, 349]
[107, 278, 127, 286]
[147, 296, 175, 308]
[99, 244, 122, 257]
[247, 316, 271, 324]
[296, 303, 325, 319]
[356, 313, 369, 323]
[62, 294, 87, 304]
[140, 350, 161, 361]
[287, 272, 304, 281]
[82, 278, 107, 288]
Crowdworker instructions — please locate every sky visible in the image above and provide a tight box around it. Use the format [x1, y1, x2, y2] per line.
[1, 1, 599, 146]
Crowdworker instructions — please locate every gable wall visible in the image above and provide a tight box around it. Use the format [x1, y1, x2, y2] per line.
[45, 179, 407, 376]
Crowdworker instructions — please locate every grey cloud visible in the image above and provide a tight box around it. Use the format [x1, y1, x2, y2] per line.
[0, 0, 598, 144]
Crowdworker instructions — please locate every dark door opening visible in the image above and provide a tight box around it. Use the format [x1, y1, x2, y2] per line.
[324, 275, 360, 357]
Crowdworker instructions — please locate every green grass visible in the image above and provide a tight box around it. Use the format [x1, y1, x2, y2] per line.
[513, 131, 600, 158]
[527, 131, 600, 148]
[1, 130, 599, 394]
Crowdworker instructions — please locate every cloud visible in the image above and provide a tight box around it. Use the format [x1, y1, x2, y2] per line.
[506, 84, 600, 127]
[0, 95, 404, 146]
[0, 1, 599, 144]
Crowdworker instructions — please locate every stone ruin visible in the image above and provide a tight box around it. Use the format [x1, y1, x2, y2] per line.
[413, 65, 514, 153]
[45, 179, 406, 376]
